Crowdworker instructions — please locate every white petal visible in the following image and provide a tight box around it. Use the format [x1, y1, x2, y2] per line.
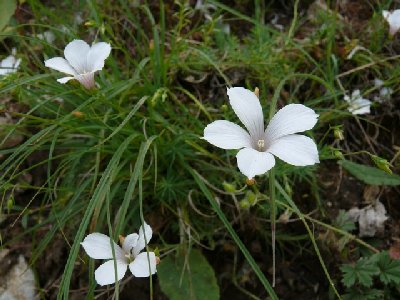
[0, 55, 20, 75]
[81, 233, 125, 260]
[75, 73, 96, 89]
[44, 57, 77, 76]
[383, 10, 390, 20]
[203, 120, 252, 150]
[57, 76, 75, 84]
[122, 233, 139, 253]
[86, 42, 111, 72]
[1, 55, 16, 68]
[384, 10, 400, 35]
[267, 134, 319, 166]
[348, 98, 371, 115]
[95, 259, 128, 286]
[64, 40, 90, 73]
[265, 104, 318, 143]
[129, 252, 157, 277]
[133, 222, 152, 257]
[236, 148, 275, 179]
[227, 87, 264, 139]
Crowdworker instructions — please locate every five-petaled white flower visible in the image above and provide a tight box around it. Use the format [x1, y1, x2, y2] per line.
[344, 90, 371, 115]
[383, 10, 400, 36]
[81, 222, 157, 286]
[0, 49, 21, 76]
[203, 87, 319, 179]
[44, 39, 111, 89]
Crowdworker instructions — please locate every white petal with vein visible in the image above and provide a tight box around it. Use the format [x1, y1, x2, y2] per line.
[236, 148, 275, 179]
[64, 40, 90, 73]
[95, 259, 128, 286]
[129, 252, 157, 277]
[86, 42, 111, 72]
[57, 76, 75, 84]
[133, 223, 153, 257]
[265, 104, 318, 143]
[203, 120, 252, 149]
[267, 134, 319, 166]
[122, 233, 139, 253]
[227, 87, 264, 139]
[81, 233, 125, 260]
[44, 57, 77, 75]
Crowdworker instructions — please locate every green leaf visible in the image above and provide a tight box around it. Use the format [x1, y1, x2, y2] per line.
[341, 258, 379, 288]
[376, 251, 400, 285]
[335, 210, 356, 232]
[343, 288, 383, 300]
[0, 0, 17, 32]
[158, 249, 220, 300]
[339, 160, 400, 186]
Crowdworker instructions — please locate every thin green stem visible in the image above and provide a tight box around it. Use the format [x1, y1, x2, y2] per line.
[275, 181, 342, 299]
[106, 187, 119, 300]
[267, 86, 278, 287]
[269, 168, 276, 287]
[139, 173, 153, 300]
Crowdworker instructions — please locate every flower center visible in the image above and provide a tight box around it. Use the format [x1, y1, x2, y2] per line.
[125, 253, 134, 263]
[257, 139, 265, 151]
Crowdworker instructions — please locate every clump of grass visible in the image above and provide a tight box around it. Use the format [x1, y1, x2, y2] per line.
[1, 1, 400, 299]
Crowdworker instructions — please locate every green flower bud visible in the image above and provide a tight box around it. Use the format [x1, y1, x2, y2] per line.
[371, 155, 392, 174]
[222, 182, 236, 193]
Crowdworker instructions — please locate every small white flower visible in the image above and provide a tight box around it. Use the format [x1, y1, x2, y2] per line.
[44, 39, 111, 89]
[0, 49, 21, 76]
[195, 0, 216, 21]
[383, 10, 400, 36]
[81, 223, 157, 286]
[373, 78, 393, 103]
[203, 87, 319, 179]
[344, 90, 371, 115]
[36, 31, 56, 43]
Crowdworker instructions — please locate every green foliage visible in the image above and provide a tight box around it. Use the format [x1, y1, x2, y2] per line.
[342, 288, 383, 300]
[1, 0, 400, 299]
[375, 252, 400, 285]
[335, 210, 356, 232]
[341, 258, 379, 288]
[158, 249, 219, 300]
[339, 160, 400, 186]
[0, 0, 16, 32]
[341, 251, 400, 299]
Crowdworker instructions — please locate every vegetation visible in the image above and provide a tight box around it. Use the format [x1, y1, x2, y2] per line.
[1, 0, 400, 299]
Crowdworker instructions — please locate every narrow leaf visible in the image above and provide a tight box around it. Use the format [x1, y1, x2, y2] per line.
[339, 160, 400, 186]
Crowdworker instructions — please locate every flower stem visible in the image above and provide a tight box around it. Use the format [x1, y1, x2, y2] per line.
[139, 175, 153, 300]
[269, 168, 276, 287]
[267, 83, 279, 288]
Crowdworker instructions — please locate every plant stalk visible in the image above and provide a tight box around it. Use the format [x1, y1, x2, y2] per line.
[269, 168, 276, 287]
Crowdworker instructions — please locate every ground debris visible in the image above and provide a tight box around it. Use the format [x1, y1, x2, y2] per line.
[347, 199, 388, 237]
[0, 250, 36, 300]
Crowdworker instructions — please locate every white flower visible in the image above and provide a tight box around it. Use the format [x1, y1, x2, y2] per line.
[203, 87, 319, 179]
[44, 39, 111, 89]
[195, 0, 216, 21]
[383, 10, 400, 36]
[0, 49, 21, 76]
[344, 90, 371, 115]
[81, 223, 157, 286]
[373, 78, 393, 103]
[36, 31, 56, 43]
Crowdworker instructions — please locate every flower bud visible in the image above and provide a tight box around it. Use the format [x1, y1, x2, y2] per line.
[333, 127, 344, 140]
[254, 87, 260, 98]
[371, 155, 392, 174]
[222, 182, 236, 193]
[333, 150, 344, 160]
